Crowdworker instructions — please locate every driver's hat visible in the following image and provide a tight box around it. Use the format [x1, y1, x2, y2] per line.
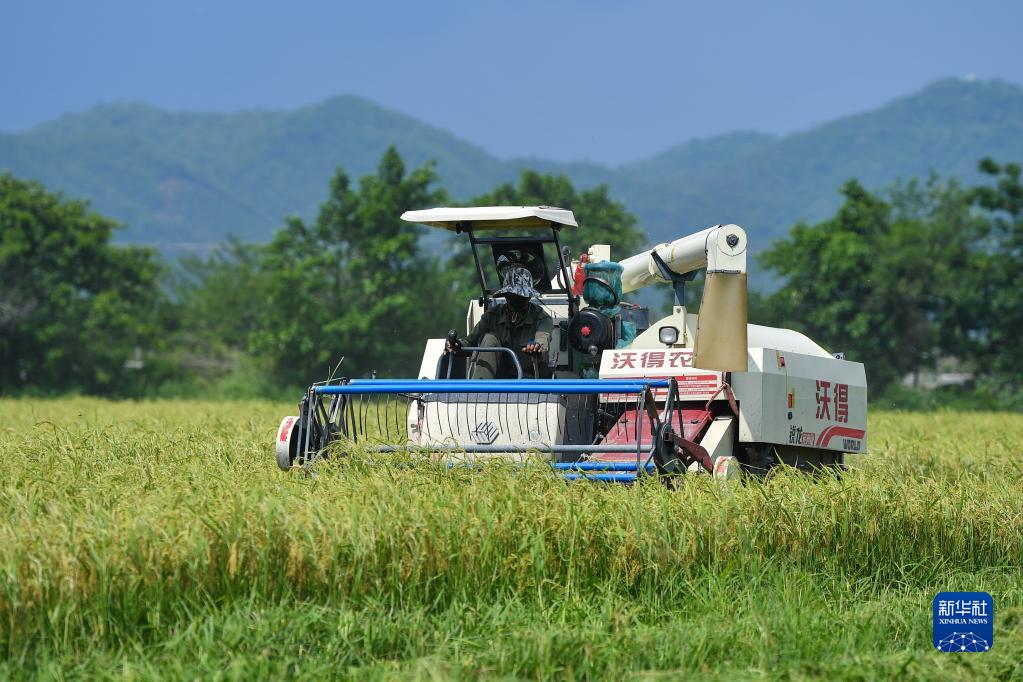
[494, 265, 541, 300]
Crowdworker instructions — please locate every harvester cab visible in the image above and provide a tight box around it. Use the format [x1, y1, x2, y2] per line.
[408, 206, 580, 381]
[275, 206, 868, 483]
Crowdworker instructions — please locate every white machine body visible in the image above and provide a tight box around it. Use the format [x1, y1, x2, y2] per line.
[409, 392, 568, 460]
[408, 208, 868, 468]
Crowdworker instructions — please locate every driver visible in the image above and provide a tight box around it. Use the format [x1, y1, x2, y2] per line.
[447, 256, 554, 379]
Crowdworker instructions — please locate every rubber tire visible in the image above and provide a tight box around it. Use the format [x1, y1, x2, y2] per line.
[739, 443, 778, 478]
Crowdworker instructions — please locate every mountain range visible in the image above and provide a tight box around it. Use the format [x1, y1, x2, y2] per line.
[2, 77, 1022, 254]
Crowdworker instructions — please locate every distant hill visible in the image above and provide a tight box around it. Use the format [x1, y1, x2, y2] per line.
[0, 96, 515, 250]
[614, 78, 1023, 240]
[2, 78, 1023, 253]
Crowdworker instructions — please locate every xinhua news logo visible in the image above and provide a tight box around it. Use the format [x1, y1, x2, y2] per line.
[933, 592, 993, 652]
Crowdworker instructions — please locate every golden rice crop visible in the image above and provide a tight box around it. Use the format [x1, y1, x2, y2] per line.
[0, 399, 1020, 679]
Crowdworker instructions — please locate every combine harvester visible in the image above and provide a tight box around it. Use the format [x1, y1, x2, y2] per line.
[275, 207, 867, 483]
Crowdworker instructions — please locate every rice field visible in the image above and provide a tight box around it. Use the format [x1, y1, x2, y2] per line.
[1, 398, 1021, 680]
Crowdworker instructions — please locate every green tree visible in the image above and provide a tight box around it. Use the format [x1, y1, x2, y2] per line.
[758, 179, 975, 392]
[887, 174, 985, 367]
[174, 238, 264, 351]
[166, 237, 266, 383]
[249, 147, 450, 382]
[0, 173, 164, 394]
[967, 158, 1023, 380]
[471, 170, 645, 257]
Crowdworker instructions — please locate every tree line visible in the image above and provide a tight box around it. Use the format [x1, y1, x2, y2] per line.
[0, 147, 642, 398]
[1, 148, 1021, 406]
[756, 160, 1022, 406]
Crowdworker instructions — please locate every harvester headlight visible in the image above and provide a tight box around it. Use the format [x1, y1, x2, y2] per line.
[658, 326, 679, 346]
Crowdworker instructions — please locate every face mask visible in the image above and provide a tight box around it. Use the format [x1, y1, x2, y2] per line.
[506, 296, 529, 324]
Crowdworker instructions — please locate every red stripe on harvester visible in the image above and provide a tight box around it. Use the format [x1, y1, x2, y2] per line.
[816, 426, 865, 447]
[279, 417, 294, 442]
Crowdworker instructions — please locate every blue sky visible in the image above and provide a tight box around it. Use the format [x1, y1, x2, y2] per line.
[3, 0, 1022, 164]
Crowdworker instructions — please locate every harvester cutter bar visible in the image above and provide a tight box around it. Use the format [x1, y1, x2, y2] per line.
[371, 444, 657, 454]
[313, 379, 671, 395]
[561, 472, 644, 483]
[284, 377, 709, 484]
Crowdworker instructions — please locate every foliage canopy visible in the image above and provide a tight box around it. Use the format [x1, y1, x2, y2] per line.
[757, 160, 1023, 397]
[5, 148, 1023, 403]
[0, 174, 164, 394]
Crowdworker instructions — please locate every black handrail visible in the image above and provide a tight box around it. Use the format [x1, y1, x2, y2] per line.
[435, 346, 525, 380]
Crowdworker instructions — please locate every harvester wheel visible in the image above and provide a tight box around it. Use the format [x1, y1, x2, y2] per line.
[653, 422, 687, 478]
[818, 450, 846, 478]
[774, 445, 845, 476]
[740, 444, 846, 479]
[739, 443, 778, 477]
[275, 415, 302, 471]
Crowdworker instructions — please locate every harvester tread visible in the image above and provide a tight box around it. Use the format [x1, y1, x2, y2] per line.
[739, 443, 778, 477]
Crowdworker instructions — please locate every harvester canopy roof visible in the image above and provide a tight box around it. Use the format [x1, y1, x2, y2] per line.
[400, 206, 578, 231]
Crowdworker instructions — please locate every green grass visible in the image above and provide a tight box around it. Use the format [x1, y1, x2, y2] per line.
[1, 400, 1021, 679]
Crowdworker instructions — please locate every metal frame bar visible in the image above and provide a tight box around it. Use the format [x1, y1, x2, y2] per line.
[469, 234, 560, 245]
[650, 248, 697, 307]
[553, 461, 656, 471]
[371, 443, 657, 454]
[314, 379, 670, 395]
[549, 226, 578, 317]
[343, 379, 671, 386]
[436, 346, 525, 380]
[562, 472, 642, 483]
[466, 229, 492, 310]
[464, 226, 576, 308]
